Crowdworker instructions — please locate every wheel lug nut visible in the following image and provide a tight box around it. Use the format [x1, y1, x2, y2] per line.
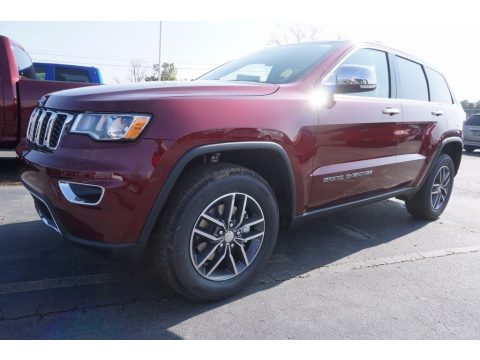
[219, 230, 224, 235]
[236, 231, 241, 236]
[229, 222, 234, 228]
[219, 243, 224, 248]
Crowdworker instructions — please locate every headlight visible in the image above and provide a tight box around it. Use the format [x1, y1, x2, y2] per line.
[70, 113, 151, 141]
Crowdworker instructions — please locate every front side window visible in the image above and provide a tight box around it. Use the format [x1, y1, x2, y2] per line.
[199, 42, 342, 84]
[326, 48, 390, 98]
[12, 44, 37, 80]
[396, 56, 429, 101]
[55, 67, 90, 83]
[426, 67, 452, 104]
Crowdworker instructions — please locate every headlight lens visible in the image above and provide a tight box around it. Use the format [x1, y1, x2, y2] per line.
[70, 113, 150, 141]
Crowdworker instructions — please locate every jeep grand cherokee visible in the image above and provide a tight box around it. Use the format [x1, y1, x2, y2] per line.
[17, 41, 465, 301]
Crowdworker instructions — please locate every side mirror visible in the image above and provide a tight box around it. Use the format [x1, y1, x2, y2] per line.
[334, 64, 377, 94]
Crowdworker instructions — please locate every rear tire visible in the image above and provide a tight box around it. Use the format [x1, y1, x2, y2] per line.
[150, 163, 279, 302]
[464, 145, 476, 153]
[405, 153, 455, 220]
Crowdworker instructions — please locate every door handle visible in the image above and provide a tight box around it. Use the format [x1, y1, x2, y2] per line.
[382, 107, 400, 116]
[431, 110, 444, 116]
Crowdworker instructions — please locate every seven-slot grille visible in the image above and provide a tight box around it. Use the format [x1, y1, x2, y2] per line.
[26, 108, 75, 150]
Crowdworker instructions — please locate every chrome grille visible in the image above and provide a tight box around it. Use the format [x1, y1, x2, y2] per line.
[26, 108, 75, 150]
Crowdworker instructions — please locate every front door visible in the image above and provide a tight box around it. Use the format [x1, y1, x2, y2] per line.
[309, 48, 400, 209]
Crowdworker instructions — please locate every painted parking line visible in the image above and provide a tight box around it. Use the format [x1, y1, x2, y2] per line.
[0, 271, 151, 295]
[1, 245, 480, 295]
[315, 245, 480, 273]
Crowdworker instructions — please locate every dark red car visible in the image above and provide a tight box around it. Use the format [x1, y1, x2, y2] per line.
[0, 35, 94, 149]
[17, 41, 464, 301]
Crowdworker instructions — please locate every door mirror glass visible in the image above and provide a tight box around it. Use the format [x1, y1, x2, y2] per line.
[334, 64, 377, 94]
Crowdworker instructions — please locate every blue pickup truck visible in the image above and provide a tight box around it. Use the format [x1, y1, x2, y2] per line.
[34, 62, 103, 84]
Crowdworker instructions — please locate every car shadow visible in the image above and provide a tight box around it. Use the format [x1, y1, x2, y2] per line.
[0, 156, 21, 185]
[0, 198, 430, 339]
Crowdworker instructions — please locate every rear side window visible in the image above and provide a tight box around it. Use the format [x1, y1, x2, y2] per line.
[396, 56, 428, 101]
[55, 67, 90, 83]
[466, 115, 480, 126]
[425, 67, 452, 104]
[326, 48, 390, 98]
[12, 44, 37, 80]
[35, 64, 47, 80]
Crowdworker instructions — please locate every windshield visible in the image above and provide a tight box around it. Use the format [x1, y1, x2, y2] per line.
[199, 42, 343, 84]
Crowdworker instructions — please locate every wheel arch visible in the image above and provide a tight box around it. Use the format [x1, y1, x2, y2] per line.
[137, 141, 297, 245]
[440, 137, 462, 175]
[414, 136, 463, 195]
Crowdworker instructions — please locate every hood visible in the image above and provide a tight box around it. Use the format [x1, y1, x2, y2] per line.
[44, 80, 280, 111]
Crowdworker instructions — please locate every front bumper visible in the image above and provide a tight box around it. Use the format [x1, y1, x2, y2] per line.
[25, 183, 144, 259]
[16, 135, 175, 257]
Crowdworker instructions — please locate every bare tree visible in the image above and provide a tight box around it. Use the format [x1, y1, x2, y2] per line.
[268, 23, 340, 46]
[127, 60, 147, 83]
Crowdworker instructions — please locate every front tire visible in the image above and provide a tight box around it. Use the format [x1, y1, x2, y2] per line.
[405, 153, 455, 220]
[151, 163, 279, 301]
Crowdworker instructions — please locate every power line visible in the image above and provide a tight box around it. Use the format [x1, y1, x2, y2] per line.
[30, 51, 219, 67]
[29, 50, 219, 66]
[32, 58, 212, 71]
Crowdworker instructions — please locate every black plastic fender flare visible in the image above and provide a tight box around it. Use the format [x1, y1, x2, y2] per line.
[136, 141, 297, 244]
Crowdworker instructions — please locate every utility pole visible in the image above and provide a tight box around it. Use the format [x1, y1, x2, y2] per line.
[158, 21, 162, 81]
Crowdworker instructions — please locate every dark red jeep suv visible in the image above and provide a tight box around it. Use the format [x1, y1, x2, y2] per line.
[17, 41, 464, 301]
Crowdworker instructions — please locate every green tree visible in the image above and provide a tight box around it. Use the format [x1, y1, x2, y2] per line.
[160, 63, 177, 81]
[460, 100, 473, 110]
[145, 62, 178, 81]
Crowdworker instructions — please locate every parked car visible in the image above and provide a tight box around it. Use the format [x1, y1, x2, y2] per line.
[17, 41, 464, 301]
[0, 35, 96, 149]
[34, 62, 103, 84]
[463, 114, 480, 152]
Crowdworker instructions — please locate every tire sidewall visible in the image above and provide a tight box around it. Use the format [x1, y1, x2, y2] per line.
[169, 171, 279, 300]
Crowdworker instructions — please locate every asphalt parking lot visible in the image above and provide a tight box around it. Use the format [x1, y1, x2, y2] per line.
[0, 150, 479, 339]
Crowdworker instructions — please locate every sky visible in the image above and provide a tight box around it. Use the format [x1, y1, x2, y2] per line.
[0, 20, 478, 101]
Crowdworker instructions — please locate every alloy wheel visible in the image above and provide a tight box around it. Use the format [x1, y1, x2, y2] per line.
[431, 165, 451, 210]
[190, 192, 265, 281]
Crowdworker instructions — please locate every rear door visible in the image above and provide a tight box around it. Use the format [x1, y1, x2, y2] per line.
[392, 56, 445, 188]
[309, 48, 401, 208]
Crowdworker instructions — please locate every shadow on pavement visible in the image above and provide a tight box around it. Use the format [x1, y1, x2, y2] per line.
[0, 156, 21, 185]
[0, 198, 430, 339]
